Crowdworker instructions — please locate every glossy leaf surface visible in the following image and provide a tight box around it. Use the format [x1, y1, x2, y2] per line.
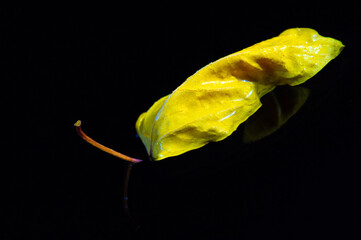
[136, 28, 343, 160]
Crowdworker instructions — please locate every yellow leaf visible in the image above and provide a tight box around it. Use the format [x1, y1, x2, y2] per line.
[136, 28, 343, 160]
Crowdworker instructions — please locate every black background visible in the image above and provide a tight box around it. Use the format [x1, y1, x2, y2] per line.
[7, 2, 361, 240]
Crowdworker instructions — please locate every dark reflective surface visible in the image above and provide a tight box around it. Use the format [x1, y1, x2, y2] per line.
[243, 86, 310, 143]
[8, 3, 360, 240]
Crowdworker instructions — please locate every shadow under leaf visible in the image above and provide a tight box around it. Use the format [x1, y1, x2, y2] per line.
[243, 86, 310, 143]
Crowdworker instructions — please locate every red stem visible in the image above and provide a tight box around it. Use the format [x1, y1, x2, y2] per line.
[74, 120, 142, 164]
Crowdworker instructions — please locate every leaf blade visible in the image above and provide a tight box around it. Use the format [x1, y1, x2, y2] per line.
[136, 28, 344, 160]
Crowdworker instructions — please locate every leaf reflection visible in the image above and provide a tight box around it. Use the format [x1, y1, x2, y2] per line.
[243, 86, 310, 143]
